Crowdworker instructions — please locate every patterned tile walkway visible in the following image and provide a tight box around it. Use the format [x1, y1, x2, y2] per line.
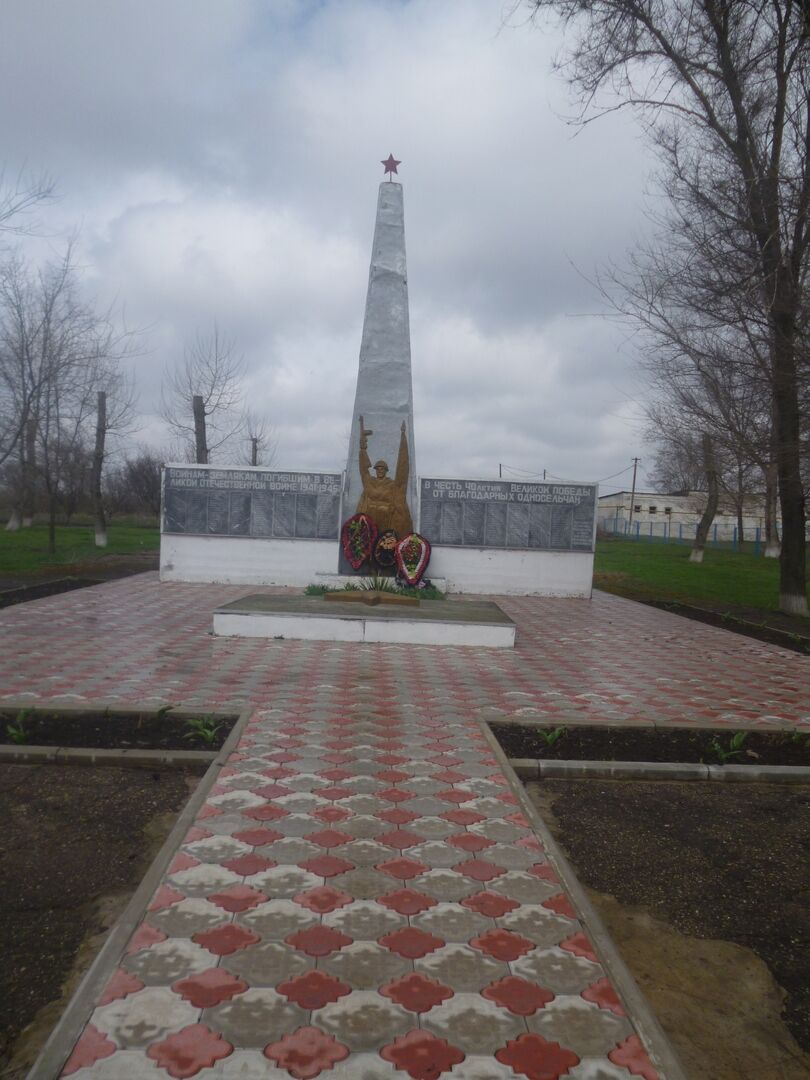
[1, 574, 808, 729]
[3, 575, 807, 1079]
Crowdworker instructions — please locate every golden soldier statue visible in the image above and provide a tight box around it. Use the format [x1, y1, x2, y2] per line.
[356, 415, 413, 536]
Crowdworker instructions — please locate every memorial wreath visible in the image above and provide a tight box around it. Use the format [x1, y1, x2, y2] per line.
[374, 530, 399, 568]
[395, 532, 431, 586]
[341, 513, 378, 570]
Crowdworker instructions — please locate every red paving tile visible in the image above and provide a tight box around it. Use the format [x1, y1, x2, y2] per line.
[276, 970, 353, 1009]
[482, 975, 555, 1015]
[496, 1032, 580, 1079]
[5, 578, 798, 1075]
[147, 1025, 233, 1078]
[171, 968, 248, 1007]
[381, 972, 454, 1013]
[264, 1026, 350, 1078]
[380, 1030, 465, 1078]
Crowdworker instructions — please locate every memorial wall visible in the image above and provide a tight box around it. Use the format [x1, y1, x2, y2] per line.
[419, 478, 597, 552]
[160, 466, 596, 595]
[163, 467, 342, 541]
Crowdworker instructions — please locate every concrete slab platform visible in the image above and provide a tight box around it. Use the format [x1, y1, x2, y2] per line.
[213, 594, 516, 647]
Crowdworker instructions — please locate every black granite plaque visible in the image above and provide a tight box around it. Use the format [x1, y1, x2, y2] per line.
[420, 477, 596, 552]
[484, 502, 507, 547]
[229, 493, 251, 535]
[419, 496, 441, 539]
[550, 505, 572, 548]
[207, 492, 229, 534]
[163, 489, 187, 533]
[441, 502, 463, 545]
[528, 504, 551, 549]
[252, 492, 274, 536]
[296, 495, 317, 538]
[162, 467, 342, 540]
[187, 492, 207, 534]
[273, 493, 296, 538]
[317, 494, 341, 539]
[462, 500, 486, 546]
[506, 503, 530, 548]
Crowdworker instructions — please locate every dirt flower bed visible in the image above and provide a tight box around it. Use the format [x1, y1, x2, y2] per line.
[491, 722, 810, 767]
[0, 763, 196, 1075]
[528, 779, 810, 1076]
[0, 709, 237, 752]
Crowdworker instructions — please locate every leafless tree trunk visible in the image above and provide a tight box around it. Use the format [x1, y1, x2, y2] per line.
[22, 417, 36, 526]
[192, 394, 208, 464]
[690, 435, 719, 564]
[764, 459, 781, 559]
[92, 390, 107, 547]
[5, 417, 38, 531]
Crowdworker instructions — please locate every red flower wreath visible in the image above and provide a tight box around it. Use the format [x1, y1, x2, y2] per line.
[341, 513, 378, 570]
[395, 533, 431, 585]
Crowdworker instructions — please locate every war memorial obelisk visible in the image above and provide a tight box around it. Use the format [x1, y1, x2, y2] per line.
[341, 156, 417, 568]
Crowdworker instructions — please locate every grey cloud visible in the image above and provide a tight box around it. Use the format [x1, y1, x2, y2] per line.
[0, 0, 653, 489]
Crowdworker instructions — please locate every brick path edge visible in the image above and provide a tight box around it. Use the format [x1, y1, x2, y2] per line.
[483, 725, 690, 1080]
[510, 758, 810, 783]
[25, 709, 252, 1080]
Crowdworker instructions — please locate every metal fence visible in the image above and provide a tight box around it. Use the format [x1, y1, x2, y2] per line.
[598, 516, 771, 552]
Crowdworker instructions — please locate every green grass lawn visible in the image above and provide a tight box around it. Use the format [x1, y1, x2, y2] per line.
[594, 537, 809, 613]
[0, 523, 160, 576]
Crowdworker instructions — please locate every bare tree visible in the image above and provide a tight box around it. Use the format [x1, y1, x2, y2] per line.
[0, 246, 136, 551]
[90, 368, 137, 546]
[105, 447, 164, 519]
[689, 434, 721, 563]
[524, 0, 810, 614]
[243, 410, 276, 467]
[161, 323, 246, 464]
[646, 417, 707, 493]
[0, 167, 55, 237]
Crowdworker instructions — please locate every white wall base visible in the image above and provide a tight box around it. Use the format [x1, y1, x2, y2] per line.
[161, 534, 593, 597]
[213, 610, 515, 648]
[428, 546, 593, 597]
[160, 535, 337, 586]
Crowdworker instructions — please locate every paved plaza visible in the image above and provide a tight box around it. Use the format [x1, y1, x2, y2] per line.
[3, 574, 809, 1079]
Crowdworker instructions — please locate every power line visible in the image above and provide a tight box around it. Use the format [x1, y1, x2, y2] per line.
[595, 463, 636, 484]
[498, 462, 637, 485]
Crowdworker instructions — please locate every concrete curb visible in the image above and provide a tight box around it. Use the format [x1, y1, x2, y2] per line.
[0, 744, 217, 769]
[483, 729, 689, 1080]
[0, 699, 237, 720]
[509, 757, 810, 783]
[26, 709, 251, 1080]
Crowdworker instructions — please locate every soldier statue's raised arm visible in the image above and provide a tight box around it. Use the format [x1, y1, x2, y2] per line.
[356, 416, 413, 536]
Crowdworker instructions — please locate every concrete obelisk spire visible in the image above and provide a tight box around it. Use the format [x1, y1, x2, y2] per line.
[342, 158, 417, 533]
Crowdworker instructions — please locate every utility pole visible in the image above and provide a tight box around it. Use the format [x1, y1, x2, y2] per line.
[499, 463, 502, 478]
[628, 457, 640, 527]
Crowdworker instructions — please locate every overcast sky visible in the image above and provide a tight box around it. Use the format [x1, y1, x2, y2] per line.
[0, 0, 657, 492]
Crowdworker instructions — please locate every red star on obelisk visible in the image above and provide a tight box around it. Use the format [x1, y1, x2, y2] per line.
[381, 154, 401, 180]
